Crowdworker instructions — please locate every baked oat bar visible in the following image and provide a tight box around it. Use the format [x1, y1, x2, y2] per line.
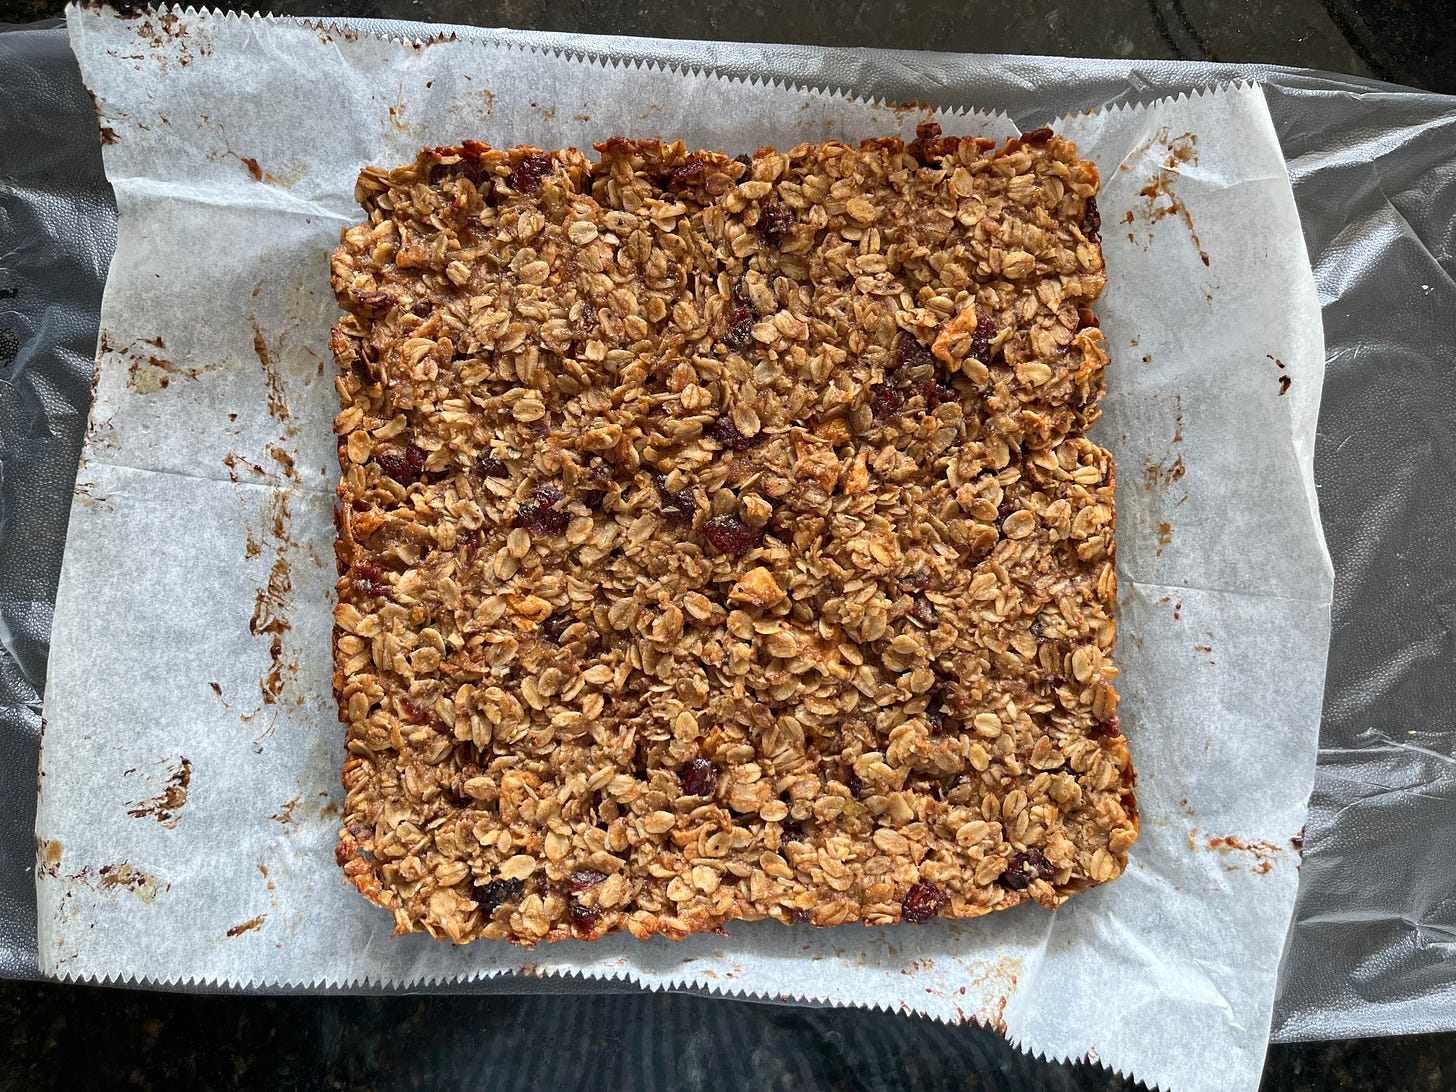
[329, 123, 1137, 944]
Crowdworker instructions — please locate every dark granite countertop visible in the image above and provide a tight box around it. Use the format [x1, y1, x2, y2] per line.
[3, 1, 1454, 1089]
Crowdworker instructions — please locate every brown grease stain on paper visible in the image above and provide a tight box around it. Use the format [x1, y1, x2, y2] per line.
[1142, 393, 1187, 491]
[250, 317, 292, 421]
[124, 757, 192, 828]
[1126, 130, 1209, 266]
[1206, 835, 1283, 875]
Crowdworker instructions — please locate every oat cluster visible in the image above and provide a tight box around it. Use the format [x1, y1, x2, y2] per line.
[329, 123, 1137, 945]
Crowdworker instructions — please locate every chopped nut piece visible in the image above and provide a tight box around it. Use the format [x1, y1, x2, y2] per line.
[331, 127, 1134, 947]
[728, 566, 786, 607]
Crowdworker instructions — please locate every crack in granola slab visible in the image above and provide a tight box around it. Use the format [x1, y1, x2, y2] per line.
[329, 123, 1136, 945]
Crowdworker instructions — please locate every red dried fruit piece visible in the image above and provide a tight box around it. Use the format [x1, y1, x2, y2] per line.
[375, 444, 425, 485]
[475, 456, 509, 479]
[970, 314, 997, 365]
[410, 299, 434, 318]
[892, 333, 935, 371]
[569, 901, 602, 934]
[1091, 716, 1121, 739]
[654, 476, 697, 525]
[459, 529, 481, 551]
[901, 571, 931, 590]
[399, 696, 428, 724]
[722, 306, 756, 351]
[474, 877, 525, 914]
[702, 514, 762, 555]
[506, 152, 553, 194]
[1001, 848, 1053, 891]
[431, 157, 487, 186]
[754, 199, 793, 246]
[870, 383, 903, 420]
[707, 417, 758, 452]
[517, 486, 569, 536]
[1081, 196, 1101, 239]
[902, 881, 947, 923]
[915, 379, 957, 407]
[539, 614, 571, 643]
[680, 758, 717, 797]
[666, 158, 708, 188]
[566, 869, 608, 892]
[352, 561, 392, 600]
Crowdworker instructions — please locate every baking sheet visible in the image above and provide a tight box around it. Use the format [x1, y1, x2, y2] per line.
[4, 0, 1454, 1062]
[35, 9, 1333, 1091]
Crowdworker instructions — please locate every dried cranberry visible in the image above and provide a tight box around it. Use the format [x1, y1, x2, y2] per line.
[754, 199, 793, 246]
[410, 299, 434, 318]
[707, 416, 763, 451]
[580, 487, 607, 509]
[475, 456, 509, 479]
[680, 758, 717, 797]
[702, 514, 762, 555]
[666, 158, 707, 189]
[566, 869, 608, 891]
[722, 306, 756, 351]
[1091, 716, 1120, 739]
[569, 901, 602, 934]
[432, 158, 486, 186]
[1081, 196, 1101, 239]
[901, 881, 947, 923]
[916, 379, 957, 407]
[870, 383, 903, 421]
[352, 561, 391, 599]
[892, 333, 934, 371]
[517, 486, 569, 536]
[970, 314, 997, 365]
[1001, 848, 1052, 891]
[912, 598, 937, 625]
[474, 877, 524, 914]
[654, 476, 697, 525]
[399, 696, 428, 724]
[901, 571, 931, 590]
[376, 445, 425, 485]
[506, 152, 553, 194]
[540, 614, 571, 643]
[459, 529, 481, 551]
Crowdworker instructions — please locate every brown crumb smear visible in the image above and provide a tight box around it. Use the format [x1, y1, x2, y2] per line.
[329, 123, 1137, 946]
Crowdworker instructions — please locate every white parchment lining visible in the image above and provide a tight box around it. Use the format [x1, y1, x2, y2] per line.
[43, 9, 1333, 1091]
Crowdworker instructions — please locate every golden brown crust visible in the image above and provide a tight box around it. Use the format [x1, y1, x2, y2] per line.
[329, 122, 1136, 945]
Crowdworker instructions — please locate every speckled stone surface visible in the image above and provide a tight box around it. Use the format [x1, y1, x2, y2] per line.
[2, 0, 1454, 1088]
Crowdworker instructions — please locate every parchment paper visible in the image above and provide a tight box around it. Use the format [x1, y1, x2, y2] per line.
[41, 8, 1332, 1091]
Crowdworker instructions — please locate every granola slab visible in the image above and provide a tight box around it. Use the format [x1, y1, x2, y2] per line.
[329, 123, 1137, 945]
